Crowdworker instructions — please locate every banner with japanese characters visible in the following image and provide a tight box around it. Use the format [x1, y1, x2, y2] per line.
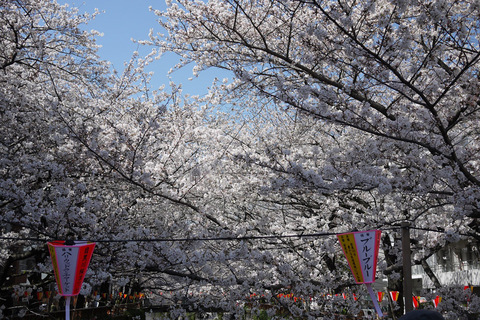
[337, 230, 383, 317]
[47, 241, 95, 296]
[337, 230, 381, 284]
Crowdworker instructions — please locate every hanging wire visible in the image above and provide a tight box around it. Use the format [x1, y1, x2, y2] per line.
[0, 225, 471, 243]
[0, 231, 338, 243]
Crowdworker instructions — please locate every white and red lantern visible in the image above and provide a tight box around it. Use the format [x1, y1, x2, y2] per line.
[48, 240, 95, 320]
[48, 240, 95, 296]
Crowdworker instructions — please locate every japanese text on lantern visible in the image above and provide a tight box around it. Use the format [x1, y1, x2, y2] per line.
[48, 241, 95, 296]
[358, 232, 374, 280]
[337, 230, 381, 284]
[60, 247, 77, 294]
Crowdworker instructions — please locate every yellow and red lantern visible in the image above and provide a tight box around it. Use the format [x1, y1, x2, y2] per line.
[377, 291, 385, 302]
[337, 230, 382, 317]
[413, 296, 421, 309]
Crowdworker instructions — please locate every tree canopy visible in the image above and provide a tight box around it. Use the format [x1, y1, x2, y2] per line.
[2, 0, 480, 319]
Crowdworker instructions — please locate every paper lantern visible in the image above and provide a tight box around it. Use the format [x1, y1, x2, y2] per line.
[389, 291, 399, 302]
[47, 240, 95, 296]
[48, 240, 95, 320]
[377, 292, 385, 302]
[337, 230, 383, 317]
[337, 230, 382, 284]
[413, 296, 421, 309]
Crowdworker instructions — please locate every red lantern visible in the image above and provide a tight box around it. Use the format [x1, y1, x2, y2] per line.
[389, 291, 399, 302]
[377, 292, 385, 302]
[47, 240, 95, 320]
[413, 296, 420, 309]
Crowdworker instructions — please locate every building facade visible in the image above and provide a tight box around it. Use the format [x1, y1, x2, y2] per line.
[412, 240, 480, 291]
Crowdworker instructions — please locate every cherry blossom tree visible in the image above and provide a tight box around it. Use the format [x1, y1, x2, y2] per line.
[155, 0, 480, 225]
[1, 1, 331, 318]
[152, 0, 480, 317]
[0, 0, 241, 316]
[3, 0, 480, 318]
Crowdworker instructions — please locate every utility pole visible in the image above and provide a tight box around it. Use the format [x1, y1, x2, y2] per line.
[402, 221, 413, 313]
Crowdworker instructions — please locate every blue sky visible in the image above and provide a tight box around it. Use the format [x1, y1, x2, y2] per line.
[65, 0, 224, 96]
